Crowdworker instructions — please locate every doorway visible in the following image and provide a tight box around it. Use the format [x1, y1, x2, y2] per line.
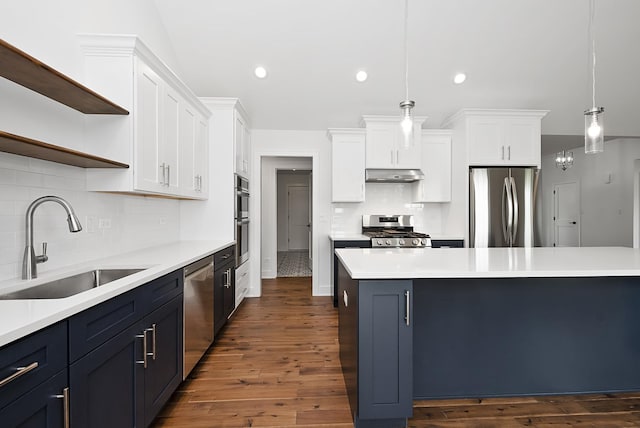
[277, 170, 312, 277]
[553, 181, 580, 247]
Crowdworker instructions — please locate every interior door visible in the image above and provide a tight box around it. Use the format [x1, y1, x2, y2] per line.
[287, 185, 310, 250]
[553, 182, 580, 247]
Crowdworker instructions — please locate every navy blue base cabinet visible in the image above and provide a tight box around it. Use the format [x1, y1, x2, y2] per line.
[0, 322, 68, 428]
[70, 321, 145, 427]
[0, 370, 67, 428]
[0, 269, 184, 428]
[332, 239, 370, 307]
[69, 270, 183, 428]
[338, 263, 413, 428]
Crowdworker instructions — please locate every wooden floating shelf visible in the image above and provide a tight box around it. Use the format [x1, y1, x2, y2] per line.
[0, 38, 129, 115]
[0, 131, 129, 169]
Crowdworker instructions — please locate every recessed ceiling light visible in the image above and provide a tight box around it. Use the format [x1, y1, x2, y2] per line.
[254, 66, 267, 79]
[453, 73, 467, 84]
[355, 70, 368, 82]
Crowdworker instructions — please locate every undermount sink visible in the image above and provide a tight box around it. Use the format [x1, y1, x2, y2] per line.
[0, 268, 144, 300]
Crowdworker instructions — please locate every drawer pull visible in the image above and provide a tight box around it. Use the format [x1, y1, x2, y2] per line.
[0, 361, 39, 387]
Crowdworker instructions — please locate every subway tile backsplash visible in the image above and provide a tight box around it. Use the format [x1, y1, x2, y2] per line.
[331, 182, 443, 234]
[0, 152, 180, 282]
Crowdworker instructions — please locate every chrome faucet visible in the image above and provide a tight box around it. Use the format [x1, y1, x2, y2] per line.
[23, 196, 83, 280]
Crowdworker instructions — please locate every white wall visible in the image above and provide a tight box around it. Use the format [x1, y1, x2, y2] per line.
[251, 131, 330, 297]
[540, 138, 640, 247]
[0, 0, 184, 283]
[277, 171, 312, 252]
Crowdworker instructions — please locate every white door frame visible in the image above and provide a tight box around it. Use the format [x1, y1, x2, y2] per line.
[250, 150, 320, 297]
[552, 181, 581, 247]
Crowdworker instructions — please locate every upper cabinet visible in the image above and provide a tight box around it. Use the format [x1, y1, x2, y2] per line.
[80, 35, 211, 199]
[361, 115, 426, 170]
[445, 109, 548, 167]
[328, 129, 366, 203]
[235, 108, 251, 179]
[413, 130, 452, 203]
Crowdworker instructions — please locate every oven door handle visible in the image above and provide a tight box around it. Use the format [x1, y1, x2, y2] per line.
[237, 219, 250, 225]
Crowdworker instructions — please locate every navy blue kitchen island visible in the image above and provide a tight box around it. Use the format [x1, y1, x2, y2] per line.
[336, 247, 640, 428]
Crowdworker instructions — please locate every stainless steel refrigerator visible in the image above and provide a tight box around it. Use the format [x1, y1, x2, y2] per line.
[469, 167, 540, 247]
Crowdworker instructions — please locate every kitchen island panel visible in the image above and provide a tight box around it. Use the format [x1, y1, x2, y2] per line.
[413, 276, 640, 399]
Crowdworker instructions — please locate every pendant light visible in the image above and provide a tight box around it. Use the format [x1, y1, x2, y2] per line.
[555, 150, 574, 171]
[585, 0, 604, 154]
[399, 0, 415, 148]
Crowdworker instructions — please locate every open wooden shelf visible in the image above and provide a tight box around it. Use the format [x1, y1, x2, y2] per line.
[0, 38, 129, 115]
[0, 131, 129, 169]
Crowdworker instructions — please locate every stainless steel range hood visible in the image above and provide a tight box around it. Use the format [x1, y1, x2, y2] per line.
[365, 169, 424, 183]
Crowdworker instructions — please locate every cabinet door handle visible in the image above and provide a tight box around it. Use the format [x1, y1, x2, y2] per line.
[0, 361, 38, 387]
[54, 387, 70, 428]
[224, 268, 232, 288]
[390, 150, 394, 164]
[501, 146, 505, 160]
[136, 331, 148, 368]
[508, 145, 511, 160]
[404, 290, 410, 326]
[166, 164, 171, 186]
[160, 163, 166, 185]
[396, 149, 400, 165]
[147, 323, 157, 360]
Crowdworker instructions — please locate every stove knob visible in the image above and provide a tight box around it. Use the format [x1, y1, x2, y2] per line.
[412, 239, 419, 246]
[422, 238, 428, 246]
[377, 239, 384, 246]
[399, 239, 405, 245]
[385, 240, 391, 246]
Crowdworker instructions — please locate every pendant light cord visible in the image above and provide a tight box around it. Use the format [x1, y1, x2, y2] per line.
[589, 0, 596, 108]
[404, 0, 409, 101]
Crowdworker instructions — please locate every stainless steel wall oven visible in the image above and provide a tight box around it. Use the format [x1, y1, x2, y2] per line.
[235, 175, 249, 266]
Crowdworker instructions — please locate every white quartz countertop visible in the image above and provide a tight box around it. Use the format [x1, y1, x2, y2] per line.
[335, 246, 640, 280]
[0, 240, 234, 347]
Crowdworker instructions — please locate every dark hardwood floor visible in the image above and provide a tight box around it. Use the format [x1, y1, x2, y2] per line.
[152, 277, 640, 428]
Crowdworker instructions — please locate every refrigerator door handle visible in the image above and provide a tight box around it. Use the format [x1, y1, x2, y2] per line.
[510, 176, 519, 245]
[501, 177, 513, 245]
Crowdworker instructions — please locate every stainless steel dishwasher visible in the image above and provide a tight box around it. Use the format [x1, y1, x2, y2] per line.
[183, 255, 214, 379]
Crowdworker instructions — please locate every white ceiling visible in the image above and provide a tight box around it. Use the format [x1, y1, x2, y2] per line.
[153, 0, 640, 154]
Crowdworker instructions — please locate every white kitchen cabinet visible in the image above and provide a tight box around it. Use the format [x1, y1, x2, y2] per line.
[235, 110, 251, 179]
[80, 34, 211, 199]
[453, 110, 548, 167]
[361, 115, 426, 169]
[413, 130, 452, 203]
[179, 103, 209, 199]
[235, 260, 250, 308]
[328, 129, 366, 203]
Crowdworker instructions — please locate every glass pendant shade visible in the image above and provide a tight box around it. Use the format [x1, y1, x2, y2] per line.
[555, 150, 574, 171]
[584, 107, 604, 154]
[400, 100, 415, 147]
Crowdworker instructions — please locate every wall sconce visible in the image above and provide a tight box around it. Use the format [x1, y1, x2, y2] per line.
[555, 150, 574, 171]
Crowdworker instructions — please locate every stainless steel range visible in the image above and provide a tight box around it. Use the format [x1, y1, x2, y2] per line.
[362, 215, 431, 248]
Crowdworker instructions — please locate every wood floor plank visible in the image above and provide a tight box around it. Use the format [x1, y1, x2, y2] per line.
[152, 277, 640, 428]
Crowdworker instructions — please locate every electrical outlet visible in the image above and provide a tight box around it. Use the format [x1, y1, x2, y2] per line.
[98, 218, 112, 229]
[86, 216, 97, 233]
[159, 216, 167, 225]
